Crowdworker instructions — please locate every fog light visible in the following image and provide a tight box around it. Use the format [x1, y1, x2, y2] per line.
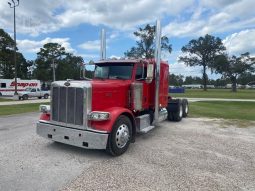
[39, 105, 50, 113]
[88, 112, 110, 121]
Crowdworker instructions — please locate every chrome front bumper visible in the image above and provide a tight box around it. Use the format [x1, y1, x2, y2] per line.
[36, 122, 109, 149]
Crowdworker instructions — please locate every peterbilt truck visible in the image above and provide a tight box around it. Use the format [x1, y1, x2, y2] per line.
[36, 21, 189, 156]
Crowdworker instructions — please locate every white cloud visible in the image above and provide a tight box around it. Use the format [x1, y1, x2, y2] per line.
[0, 0, 194, 36]
[163, 0, 255, 37]
[223, 29, 255, 55]
[17, 37, 75, 54]
[78, 40, 100, 51]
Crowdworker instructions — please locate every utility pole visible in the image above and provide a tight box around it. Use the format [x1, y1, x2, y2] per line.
[52, 59, 56, 81]
[8, 0, 19, 99]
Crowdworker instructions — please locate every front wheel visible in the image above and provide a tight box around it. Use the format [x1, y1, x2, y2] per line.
[107, 115, 132, 156]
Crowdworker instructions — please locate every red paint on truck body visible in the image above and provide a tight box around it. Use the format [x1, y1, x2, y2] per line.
[89, 60, 169, 132]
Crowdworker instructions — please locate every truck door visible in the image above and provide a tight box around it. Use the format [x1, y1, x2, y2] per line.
[30, 88, 37, 97]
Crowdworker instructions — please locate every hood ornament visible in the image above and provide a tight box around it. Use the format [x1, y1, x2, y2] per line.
[64, 79, 71, 87]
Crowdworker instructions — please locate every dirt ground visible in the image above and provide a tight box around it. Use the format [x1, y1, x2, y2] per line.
[1, 113, 255, 191]
[62, 118, 255, 191]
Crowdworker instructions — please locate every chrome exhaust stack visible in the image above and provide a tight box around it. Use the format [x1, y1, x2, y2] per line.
[100, 29, 106, 60]
[154, 20, 162, 124]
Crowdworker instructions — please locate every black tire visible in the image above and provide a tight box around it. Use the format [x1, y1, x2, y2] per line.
[0, 92, 2, 97]
[22, 94, 28, 100]
[107, 115, 132, 156]
[44, 94, 49, 99]
[172, 100, 183, 121]
[182, 99, 189, 118]
[167, 100, 183, 122]
[38, 97, 42, 99]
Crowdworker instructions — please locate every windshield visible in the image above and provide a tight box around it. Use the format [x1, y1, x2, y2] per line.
[94, 63, 133, 80]
[25, 88, 32, 91]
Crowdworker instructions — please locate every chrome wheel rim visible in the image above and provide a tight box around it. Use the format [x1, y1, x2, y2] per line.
[116, 124, 130, 148]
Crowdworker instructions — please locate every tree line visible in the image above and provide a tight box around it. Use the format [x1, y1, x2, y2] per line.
[169, 73, 255, 88]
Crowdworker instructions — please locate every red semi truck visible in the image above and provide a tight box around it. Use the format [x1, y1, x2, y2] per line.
[36, 21, 188, 156]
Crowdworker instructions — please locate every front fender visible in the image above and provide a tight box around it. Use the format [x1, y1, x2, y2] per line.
[90, 107, 135, 132]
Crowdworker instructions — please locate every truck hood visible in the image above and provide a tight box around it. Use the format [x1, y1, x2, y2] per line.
[91, 79, 131, 111]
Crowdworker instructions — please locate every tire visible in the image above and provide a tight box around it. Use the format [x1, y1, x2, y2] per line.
[107, 115, 132, 156]
[182, 99, 189, 118]
[172, 100, 183, 121]
[44, 94, 49, 99]
[167, 100, 183, 122]
[38, 97, 42, 99]
[22, 94, 28, 100]
[0, 92, 2, 97]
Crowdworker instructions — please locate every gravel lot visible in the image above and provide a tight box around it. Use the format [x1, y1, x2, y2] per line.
[0, 113, 255, 191]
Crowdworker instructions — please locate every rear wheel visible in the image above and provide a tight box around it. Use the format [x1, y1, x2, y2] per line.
[167, 99, 183, 122]
[22, 94, 28, 100]
[38, 97, 42, 99]
[0, 92, 2, 97]
[182, 99, 189, 118]
[107, 115, 132, 156]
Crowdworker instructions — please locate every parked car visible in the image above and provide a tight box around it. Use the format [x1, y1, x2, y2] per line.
[18, 88, 50, 100]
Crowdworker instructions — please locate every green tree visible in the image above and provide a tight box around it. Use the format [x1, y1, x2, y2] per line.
[0, 28, 29, 79]
[35, 43, 66, 81]
[169, 74, 184, 86]
[179, 34, 226, 91]
[125, 24, 172, 58]
[184, 76, 203, 85]
[34, 43, 84, 81]
[56, 53, 83, 80]
[238, 73, 255, 85]
[213, 52, 255, 92]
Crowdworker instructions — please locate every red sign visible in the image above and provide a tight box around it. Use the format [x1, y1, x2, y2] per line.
[10, 82, 38, 88]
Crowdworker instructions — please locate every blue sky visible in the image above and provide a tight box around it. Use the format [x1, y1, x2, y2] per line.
[1, 0, 255, 78]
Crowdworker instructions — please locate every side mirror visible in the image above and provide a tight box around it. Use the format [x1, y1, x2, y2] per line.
[146, 63, 154, 83]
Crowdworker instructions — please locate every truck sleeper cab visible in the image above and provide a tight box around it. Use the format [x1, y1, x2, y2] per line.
[37, 59, 188, 156]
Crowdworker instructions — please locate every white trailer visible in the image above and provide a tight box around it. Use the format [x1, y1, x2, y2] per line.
[0, 78, 40, 96]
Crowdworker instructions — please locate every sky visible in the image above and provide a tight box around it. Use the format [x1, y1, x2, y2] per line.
[1, 0, 255, 79]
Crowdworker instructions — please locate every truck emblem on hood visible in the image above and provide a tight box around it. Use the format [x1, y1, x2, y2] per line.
[64, 80, 70, 87]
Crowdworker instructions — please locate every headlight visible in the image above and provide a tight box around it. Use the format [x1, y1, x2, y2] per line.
[88, 112, 110, 121]
[39, 105, 50, 113]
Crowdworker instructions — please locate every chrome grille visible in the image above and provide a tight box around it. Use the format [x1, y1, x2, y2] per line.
[52, 86, 84, 126]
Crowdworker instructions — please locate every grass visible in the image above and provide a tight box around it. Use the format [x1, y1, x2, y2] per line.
[0, 103, 48, 116]
[0, 97, 13, 102]
[189, 101, 255, 121]
[172, 89, 255, 99]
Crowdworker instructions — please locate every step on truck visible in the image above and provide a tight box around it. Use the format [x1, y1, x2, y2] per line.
[36, 20, 189, 156]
